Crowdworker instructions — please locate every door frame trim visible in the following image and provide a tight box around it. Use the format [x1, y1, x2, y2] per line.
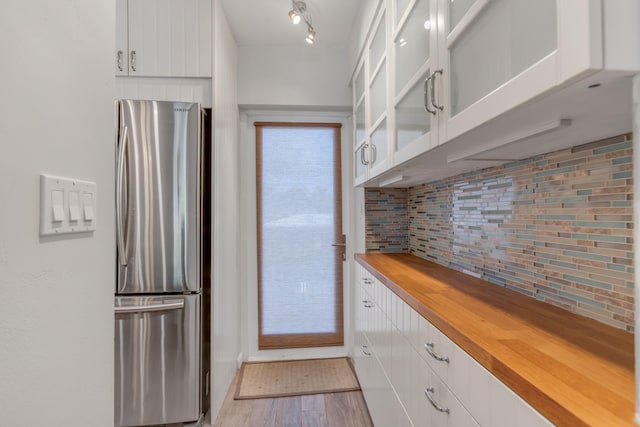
[239, 110, 353, 361]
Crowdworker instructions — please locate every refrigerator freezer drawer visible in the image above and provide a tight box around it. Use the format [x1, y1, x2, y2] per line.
[115, 295, 201, 427]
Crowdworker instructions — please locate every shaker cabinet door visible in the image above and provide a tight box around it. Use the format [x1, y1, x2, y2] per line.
[120, 0, 212, 77]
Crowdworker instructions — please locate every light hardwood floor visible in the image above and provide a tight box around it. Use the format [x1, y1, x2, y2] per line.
[213, 368, 373, 427]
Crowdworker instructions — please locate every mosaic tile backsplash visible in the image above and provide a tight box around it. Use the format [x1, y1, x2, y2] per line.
[365, 135, 634, 332]
[365, 188, 409, 253]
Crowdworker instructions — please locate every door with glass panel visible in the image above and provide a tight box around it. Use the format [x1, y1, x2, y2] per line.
[255, 123, 344, 349]
[440, 0, 559, 142]
[392, 0, 438, 165]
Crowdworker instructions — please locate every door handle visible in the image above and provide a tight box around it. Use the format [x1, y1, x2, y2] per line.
[116, 50, 124, 71]
[116, 125, 129, 267]
[332, 234, 346, 261]
[114, 300, 185, 314]
[424, 74, 436, 115]
[430, 69, 444, 111]
[130, 50, 137, 72]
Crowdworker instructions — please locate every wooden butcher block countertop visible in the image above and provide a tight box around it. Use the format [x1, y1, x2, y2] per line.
[355, 253, 635, 427]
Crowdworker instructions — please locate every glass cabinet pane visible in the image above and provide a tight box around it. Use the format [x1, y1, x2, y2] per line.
[370, 61, 387, 124]
[395, 0, 430, 95]
[449, 0, 557, 115]
[449, 0, 476, 32]
[369, 12, 386, 69]
[395, 73, 431, 152]
[370, 119, 388, 166]
[395, 0, 412, 25]
[355, 65, 365, 102]
[355, 101, 366, 143]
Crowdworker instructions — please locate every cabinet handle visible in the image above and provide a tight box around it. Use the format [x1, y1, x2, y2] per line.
[425, 342, 450, 363]
[117, 50, 124, 71]
[363, 278, 373, 284]
[430, 69, 444, 112]
[371, 143, 377, 165]
[360, 144, 369, 165]
[424, 387, 450, 414]
[361, 345, 372, 356]
[363, 300, 374, 308]
[424, 75, 436, 115]
[130, 50, 137, 72]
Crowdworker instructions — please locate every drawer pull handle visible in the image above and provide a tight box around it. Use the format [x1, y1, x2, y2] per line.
[425, 342, 450, 363]
[425, 387, 450, 414]
[361, 345, 372, 356]
[363, 300, 374, 308]
[363, 278, 373, 284]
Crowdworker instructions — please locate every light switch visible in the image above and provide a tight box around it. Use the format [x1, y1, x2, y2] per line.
[51, 190, 64, 222]
[83, 192, 95, 221]
[40, 174, 97, 236]
[68, 191, 80, 222]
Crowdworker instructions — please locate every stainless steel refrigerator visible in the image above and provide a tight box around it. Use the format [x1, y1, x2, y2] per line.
[114, 99, 210, 427]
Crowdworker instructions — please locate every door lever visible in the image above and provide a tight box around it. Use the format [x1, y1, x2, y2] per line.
[332, 234, 346, 261]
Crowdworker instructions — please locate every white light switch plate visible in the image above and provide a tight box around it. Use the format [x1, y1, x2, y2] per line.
[40, 174, 97, 236]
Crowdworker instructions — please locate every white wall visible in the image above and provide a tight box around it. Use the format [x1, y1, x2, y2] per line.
[237, 44, 351, 108]
[0, 2, 115, 427]
[211, 0, 242, 422]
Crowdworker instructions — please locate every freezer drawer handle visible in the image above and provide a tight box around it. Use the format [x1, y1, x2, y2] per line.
[114, 300, 184, 314]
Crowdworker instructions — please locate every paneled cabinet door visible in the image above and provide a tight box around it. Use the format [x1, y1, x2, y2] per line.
[392, 0, 438, 165]
[123, 0, 212, 77]
[115, 0, 129, 75]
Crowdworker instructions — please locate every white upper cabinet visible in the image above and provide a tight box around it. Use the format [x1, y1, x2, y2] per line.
[352, 0, 640, 187]
[439, 0, 559, 143]
[116, 0, 212, 77]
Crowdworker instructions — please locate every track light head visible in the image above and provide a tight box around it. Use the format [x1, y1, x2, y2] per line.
[305, 26, 316, 44]
[288, 9, 301, 24]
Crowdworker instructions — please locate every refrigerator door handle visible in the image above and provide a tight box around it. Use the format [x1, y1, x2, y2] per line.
[114, 300, 185, 314]
[116, 125, 128, 267]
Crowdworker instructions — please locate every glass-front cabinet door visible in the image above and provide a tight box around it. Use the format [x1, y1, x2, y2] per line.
[392, 0, 437, 165]
[353, 58, 368, 186]
[439, 0, 559, 142]
[367, 8, 389, 179]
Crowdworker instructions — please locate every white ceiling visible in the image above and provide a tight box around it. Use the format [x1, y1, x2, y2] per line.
[220, 0, 363, 46]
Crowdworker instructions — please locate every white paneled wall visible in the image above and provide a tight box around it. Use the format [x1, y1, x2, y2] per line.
[210, 0, 241, 422]
[0, 1, 115, 426]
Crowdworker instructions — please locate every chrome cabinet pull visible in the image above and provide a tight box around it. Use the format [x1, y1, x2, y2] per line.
[424, 75, 436, 115]
[117, 50, 124, 71]
[363, 300, 374, 308]
[361, 345, 372, 356]
[360, 144, 369, 165]
[425, 342, 450, 363]
[363, 278, 373, 284]
[430, 69, 444, 111]
[425, 387, 450, 414]
[130, 50, 137, 72]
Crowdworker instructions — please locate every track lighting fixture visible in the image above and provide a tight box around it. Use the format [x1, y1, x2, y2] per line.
[288, 0, 317, 44]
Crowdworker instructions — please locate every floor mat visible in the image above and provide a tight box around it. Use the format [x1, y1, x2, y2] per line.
[234, 357, 360, 400]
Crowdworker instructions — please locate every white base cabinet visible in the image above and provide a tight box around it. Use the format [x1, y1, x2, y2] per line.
[354, 264, 552, 427]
